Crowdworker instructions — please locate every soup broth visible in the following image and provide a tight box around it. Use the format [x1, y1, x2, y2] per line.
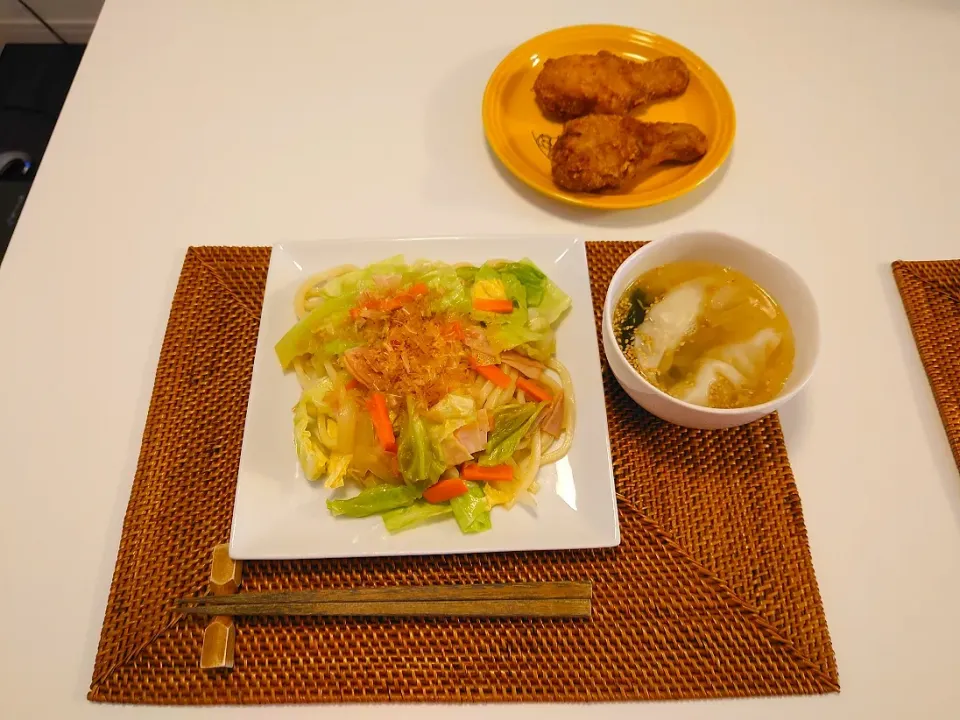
[613, 261, 795, 409]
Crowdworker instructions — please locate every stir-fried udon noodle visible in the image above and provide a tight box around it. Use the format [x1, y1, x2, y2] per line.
[274, 255, 576, 534]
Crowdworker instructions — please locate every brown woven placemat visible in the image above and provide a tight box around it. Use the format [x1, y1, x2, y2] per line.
[893, 259, 960, 475]
[88, 243, 837, 704]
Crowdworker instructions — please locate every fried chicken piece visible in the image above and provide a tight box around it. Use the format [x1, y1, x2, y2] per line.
[550, 114, 708, 193]
[550, 115, 643, 192]
[534, 52, 690, 120]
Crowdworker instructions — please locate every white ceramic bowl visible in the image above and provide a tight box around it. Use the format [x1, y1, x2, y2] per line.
[601, 231, 820, 430]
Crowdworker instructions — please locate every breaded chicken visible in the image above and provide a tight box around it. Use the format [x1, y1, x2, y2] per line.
[550, 114, 708, 193]
[534, 52, 690, 120]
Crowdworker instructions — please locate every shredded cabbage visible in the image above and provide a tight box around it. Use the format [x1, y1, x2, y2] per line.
[426, 393, 476, 444]
[418, 265, 471, 313]
[480, 402, 545, 465]
[449, 482, 491, 533]
[397, 396, 446, 485]
[326, 483, 420, 517]
[382, 501, 454, 533]
[497, 260, 548, 305]
[292, 378, 334, 481]
[535, 275, 572, 324]
[324, 452, 352, 489]
[484, 476, 523, 508]
[515, 330, 557, 363]
[506, 259, 571, 324]
[275, 293, 356, 368]
[323, 255, 409, 298]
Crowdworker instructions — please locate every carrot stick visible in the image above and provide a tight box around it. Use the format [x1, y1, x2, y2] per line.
[516, 377, 552, 403]
[366, 393, 397, 453]
[473, 298, 514, 313]
[469, 357, 511, 389]
[405, 283, 428, 298]
[422, 477, 470, 503]
[345, 377, 360, 391]
[461, 463, 514, 482]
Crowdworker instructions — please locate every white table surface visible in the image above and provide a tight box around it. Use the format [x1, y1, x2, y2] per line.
[2, 0, 959, 717]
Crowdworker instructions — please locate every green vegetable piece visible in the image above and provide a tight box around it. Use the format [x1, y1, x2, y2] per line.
[471, 263, 541, 351]
[322, 338, 359, 356]
[397, 396, 445, 484]
[327, 484, 420, 518]
[449, 482, 492, 534]
[418, 265, 471, 313]
[497, 260, 547, 306]
[275, 293, 356, 368]
[480, 402, 546, 466]
[382, 501, 454, 533]
[456, 265, 479, 284]
[534, 275, 571, 324]
[292, 379, 334, 481]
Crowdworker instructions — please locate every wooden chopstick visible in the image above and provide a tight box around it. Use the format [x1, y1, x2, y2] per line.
[176, 581, 590, 605]
[175, 581, 592, 618]
[178, 598, 590, 618]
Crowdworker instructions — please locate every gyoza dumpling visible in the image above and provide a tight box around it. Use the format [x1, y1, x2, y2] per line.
[718, 327, 781, 376]
[632, 280, 707, 376]
[670, 328, 782, 407]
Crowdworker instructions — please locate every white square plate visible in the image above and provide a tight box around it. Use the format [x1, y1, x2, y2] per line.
[229, 236, 619, 559]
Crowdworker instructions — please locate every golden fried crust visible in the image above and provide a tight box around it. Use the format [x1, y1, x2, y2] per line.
[626, 119, 709, 170]
[622, 55, 690, 108]
[550, 115, 643, 192]
[533, 53, 690, 120]
[551, 115, 708, 193]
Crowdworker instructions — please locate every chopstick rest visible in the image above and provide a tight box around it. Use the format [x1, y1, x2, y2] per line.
[198, 544, 243, 670]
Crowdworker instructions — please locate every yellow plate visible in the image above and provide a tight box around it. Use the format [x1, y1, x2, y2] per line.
[483, 25, 735, 210]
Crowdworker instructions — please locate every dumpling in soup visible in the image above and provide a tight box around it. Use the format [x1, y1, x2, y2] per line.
[670, 328, 782, 406]
[632, 280, 707, 376]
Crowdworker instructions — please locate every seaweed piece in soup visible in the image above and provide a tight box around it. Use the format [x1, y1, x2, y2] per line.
[616, 284, 649, 349]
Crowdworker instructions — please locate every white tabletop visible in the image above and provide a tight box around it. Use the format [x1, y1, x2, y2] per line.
[2, 0, 960, 717]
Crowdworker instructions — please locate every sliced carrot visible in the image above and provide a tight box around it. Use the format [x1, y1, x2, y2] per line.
[366, 392, 397, 453]
[380, 296, 403, 311]
[422, 477, 470, 503]
[469, 357, 511, 389]
[345, 377, 360, 391]
[462, 463, 514, 482]
[405, 283, 429, 298]
[473, 297, 514, 313]
[350, 307, 361, 320]
[516, 377, 552, 403]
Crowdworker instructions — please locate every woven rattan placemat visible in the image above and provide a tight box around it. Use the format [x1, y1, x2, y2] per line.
[893, 260, 960, 475]
[88, 243, 837, 704]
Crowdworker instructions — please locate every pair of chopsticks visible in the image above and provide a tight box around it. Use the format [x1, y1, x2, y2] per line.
[176, 581, 591, 618]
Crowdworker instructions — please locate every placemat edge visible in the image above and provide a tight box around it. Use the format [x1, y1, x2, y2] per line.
[892, 260, 960, 474]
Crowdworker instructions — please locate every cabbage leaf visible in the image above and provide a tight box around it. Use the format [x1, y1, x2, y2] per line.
[480, 402, 545, 466]
[382, 501, 454, 533]
[327, 483, 420, 518]
[397, 396, 446, 484]
[292, 378, 334, 481]
[449, 481, 491, 533]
